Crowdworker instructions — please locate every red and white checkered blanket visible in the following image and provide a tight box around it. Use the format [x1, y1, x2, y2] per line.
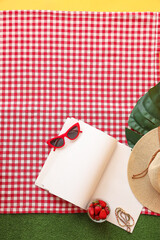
[0, 11, 159, 215]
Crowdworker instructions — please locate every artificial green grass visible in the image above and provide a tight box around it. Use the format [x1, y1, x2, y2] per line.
[0, 213, 159, 240]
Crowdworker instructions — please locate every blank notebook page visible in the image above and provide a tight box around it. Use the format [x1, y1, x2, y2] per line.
[36, 118, 117, 209]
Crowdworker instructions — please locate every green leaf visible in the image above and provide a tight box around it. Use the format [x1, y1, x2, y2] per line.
[137, 94, 160, 126]
[143, 84, 160, 121]
[125, 128, 142, 148]
[126, 82, 160, 148]
[149, 81, 160, 109]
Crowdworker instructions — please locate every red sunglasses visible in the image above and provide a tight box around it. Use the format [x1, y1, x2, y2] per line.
[47, 122, 82, 151]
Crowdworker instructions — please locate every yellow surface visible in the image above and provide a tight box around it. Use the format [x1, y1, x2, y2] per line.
[0, 0, 160, 11]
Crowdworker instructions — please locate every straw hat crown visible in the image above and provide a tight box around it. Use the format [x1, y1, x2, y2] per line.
[148, 152, 160, 194]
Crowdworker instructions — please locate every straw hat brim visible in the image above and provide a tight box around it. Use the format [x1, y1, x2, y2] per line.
[128, 127, 160, 214]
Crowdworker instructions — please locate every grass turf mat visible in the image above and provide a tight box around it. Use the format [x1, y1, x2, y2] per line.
[0, 213, 159, 240]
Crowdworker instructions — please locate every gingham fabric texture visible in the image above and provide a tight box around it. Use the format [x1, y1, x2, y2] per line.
[0, 11, 160, 215]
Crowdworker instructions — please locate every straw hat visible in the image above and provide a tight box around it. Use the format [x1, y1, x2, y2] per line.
[128, 127, 160, 214]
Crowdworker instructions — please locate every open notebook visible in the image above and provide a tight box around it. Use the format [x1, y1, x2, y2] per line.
[36, 117, 142, 232]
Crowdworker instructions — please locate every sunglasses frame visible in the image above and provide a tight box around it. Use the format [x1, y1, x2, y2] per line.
[47, 122, 82, 151]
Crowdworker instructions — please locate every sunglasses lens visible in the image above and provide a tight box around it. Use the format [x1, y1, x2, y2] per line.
[67, 126, 79, 139]
[50, 137, 64, 148]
